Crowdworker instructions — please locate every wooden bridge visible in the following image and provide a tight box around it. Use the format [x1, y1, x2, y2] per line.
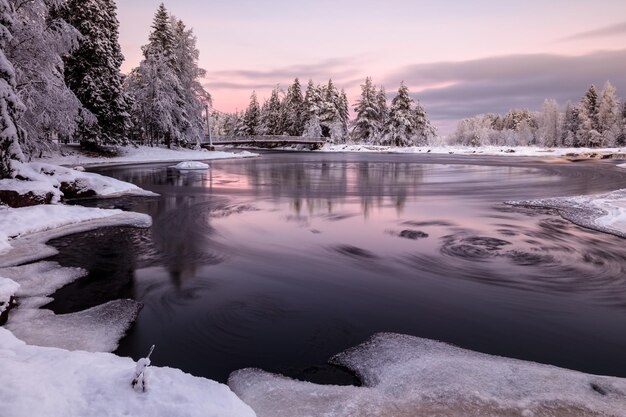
[201, 135, 326, 151]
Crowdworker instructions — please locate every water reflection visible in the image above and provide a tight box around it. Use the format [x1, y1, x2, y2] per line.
[50, 154, 626, 383]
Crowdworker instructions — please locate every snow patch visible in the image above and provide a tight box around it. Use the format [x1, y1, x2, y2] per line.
[0, 328, 256, 417]
[0, 278, 19, 314]
[229, 333, 626, 417]
[319, 144, 626, 158]
[508, 189, 626, 238]
[38, 144, 258, 167]
[170, 160, 210, 170]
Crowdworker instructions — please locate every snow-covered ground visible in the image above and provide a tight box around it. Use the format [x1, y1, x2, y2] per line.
[39, 144, 258, 167]
[320, 144, 626, 157]
[0, 328, 256, 417]
[509, 188, 626, 238]
[230, 333, 626, 417]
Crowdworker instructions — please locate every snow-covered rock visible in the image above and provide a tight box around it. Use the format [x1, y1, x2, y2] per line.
[170, 160, 210, 170]
[229, 333, 626, 417]
[0, 328, 256, 417]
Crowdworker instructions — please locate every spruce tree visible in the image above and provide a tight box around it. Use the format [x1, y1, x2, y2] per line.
[388, 82, 415, 147]
[303, 80, 322, 130]
[376, 87, 389, 143]
[577, 85, 601, 147]
[260, 86, 282, 135]
[282, 78, 304, 136]
[0, 0, 25, 178]
[244, 92, 261, 135]
[618, 102, 626, 146]
[413, 100, 436, 145]
[598, 81, 619, 147]
[352, 77, 380, 144]
[561, 102, 579, 147]
[63, 0, 132, 148]
[319, 79, 341, 140]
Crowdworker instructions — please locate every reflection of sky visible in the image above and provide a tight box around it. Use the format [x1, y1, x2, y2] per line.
[117, 0, 626, 133]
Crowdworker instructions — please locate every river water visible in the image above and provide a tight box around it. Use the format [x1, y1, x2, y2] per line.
[46, 152, 626, 384]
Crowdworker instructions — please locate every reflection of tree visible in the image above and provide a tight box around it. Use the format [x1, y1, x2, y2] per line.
[241, 160, 422, 218]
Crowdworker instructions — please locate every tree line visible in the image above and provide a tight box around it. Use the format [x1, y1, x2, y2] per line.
[0, 1, 208, 179]
[449, 82, 626, 148]
[211, 77, 437, 146]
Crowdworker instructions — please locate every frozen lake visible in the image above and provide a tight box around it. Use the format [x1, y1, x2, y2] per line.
[46, 152, 626, 383]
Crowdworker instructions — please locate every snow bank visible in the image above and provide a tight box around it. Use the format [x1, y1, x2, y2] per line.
[0, 328, 256, 417]
[319, 144, 626, 158]
[39, 144, 258, 168]
[0, 278, 19, 315]
[2, 161, 157, 201]
[508, 189, 626, 238]
[0, 205, 152, 266]
[170, 160, 210, 170]
[230, 333, 626, 417]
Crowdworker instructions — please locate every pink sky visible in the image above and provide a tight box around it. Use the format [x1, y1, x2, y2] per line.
[117, 0, 626, 134]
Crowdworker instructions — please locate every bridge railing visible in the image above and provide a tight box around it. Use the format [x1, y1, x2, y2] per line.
[203, 135, 326, 144]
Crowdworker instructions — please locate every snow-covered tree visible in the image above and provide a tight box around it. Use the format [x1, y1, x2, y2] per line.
[375, 87, 388, 144]
[303, 114, 322, 138]
[352, 77, 380, 144]
[319, 79, 340, 140]
[577, 85, 600, 147]
[260, 86, 283, 135]
[303, 79, 322, 132]
[282, 78, 304, 136]
[598, 81, 620, 147]
[243, 92, 261, 135]
[561, 102, 579, 147]
[387, 82, 415, 146]
[617, 102, 626, 147]
[538, 99, 561, 147]
[0, 0, 25, 178]
[413, 100, 436, 145]
[6, 0, 82, 156]
[171, 17, 211, 146]
[62, 0, 132, 149]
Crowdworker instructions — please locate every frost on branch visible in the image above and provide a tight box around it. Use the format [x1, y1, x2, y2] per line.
[131, 344, 155, 393]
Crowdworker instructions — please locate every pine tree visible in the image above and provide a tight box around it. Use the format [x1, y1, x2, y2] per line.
[282, 78, 304, 136]
[413, 100, 436, 145]
[260, 86, 282, 135]
[352, 77, 380, 144]
[336, 89, 349, 142]
[126, 4, 184, 147]
[617, 102, 626, 147]
[171, 17, 211, 147]
[63, 0, 132, 149]
[577, 85, 600, 147]
[6, 0, 82, 156]
[0, 0, 25, 178]
[375, 87, 388, 144]
[319, 79, 340, 140]
[244, 92, 261, 135]
[388, 82, 415, 147]
[303, 80, 322, 131]
[598, 81, 620, 147]
[561, 102, 579, 147]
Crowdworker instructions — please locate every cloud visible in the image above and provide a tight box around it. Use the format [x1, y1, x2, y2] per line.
[561, 21, 626, 41]
[205, 56, 366, 91]
[386, 49, 626, 132]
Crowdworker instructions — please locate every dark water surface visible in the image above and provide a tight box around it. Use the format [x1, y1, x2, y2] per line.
[47, 152, 626, 383]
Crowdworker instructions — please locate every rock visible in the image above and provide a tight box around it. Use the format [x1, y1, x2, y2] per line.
[0, 190, 54, 208]
[0, 295, 16, 326]
[399, 230, 429, 240]
[59, 181, 97, 199]
[73, 166, 86, 172]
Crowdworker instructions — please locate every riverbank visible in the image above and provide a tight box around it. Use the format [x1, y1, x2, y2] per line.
[37, 144, 258, 168]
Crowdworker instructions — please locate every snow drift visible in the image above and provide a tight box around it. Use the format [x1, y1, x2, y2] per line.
[0, 328, 256, 417]
[229, 333, 626, 417]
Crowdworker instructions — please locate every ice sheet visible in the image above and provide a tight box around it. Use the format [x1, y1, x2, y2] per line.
[229, 333, 626, 417]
